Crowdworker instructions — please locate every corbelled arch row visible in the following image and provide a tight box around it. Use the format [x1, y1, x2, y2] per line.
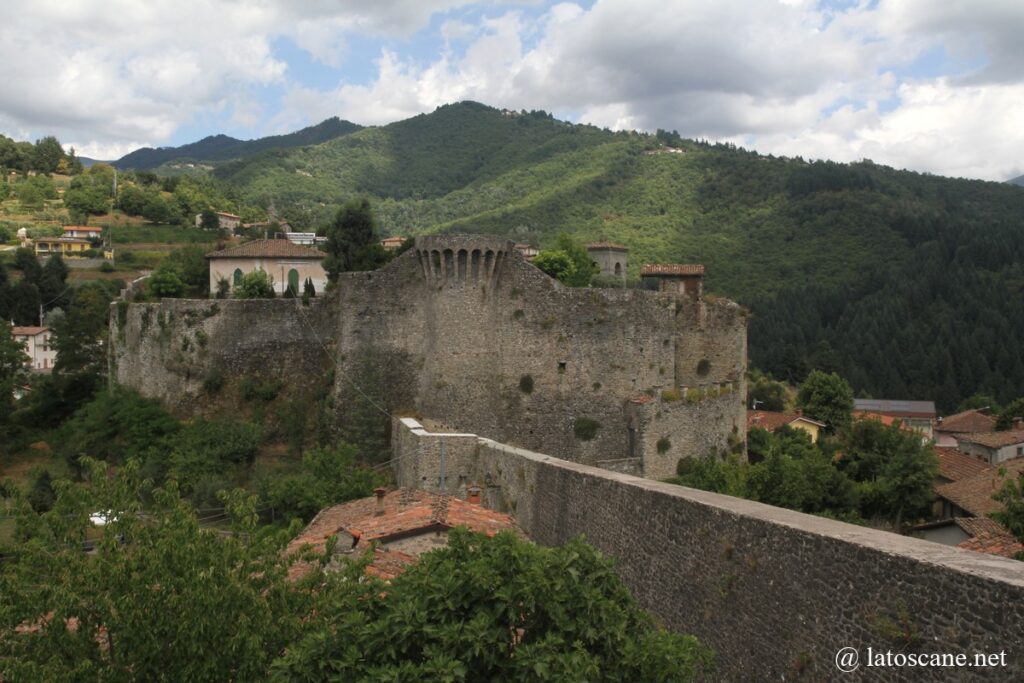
[415, 235, 512, 290]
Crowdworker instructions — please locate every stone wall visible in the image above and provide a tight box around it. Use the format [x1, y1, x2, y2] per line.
[111, 234, 747, 473]
[393, 417, 1024, 682]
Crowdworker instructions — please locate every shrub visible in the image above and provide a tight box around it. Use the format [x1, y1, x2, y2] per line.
[203, 367, 224, 394]
[657, 436, 672, 454]
[661, 388, 681, 402]
[518, 374, 534, 394]
[99, 261, 115, 273]
[573, 417, 601, 441]
[240, 377, 281, 402]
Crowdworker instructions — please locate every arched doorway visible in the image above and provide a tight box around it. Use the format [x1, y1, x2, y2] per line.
[288, 268, 300, 294]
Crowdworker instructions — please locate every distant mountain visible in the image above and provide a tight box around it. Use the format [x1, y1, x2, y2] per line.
[209, 101, 1024, 412]
[113, 117, 363, 170]
[1008, 174, 1024, 187]
[77, 156, 111, 168]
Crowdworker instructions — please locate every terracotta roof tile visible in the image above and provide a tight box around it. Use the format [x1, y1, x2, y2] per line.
[747, 410, 825, 432]
[935, 447, 991, 482]
[630, 394, 656, 405]
[206, 238, 325, 259]
[936, 457, 1024, 517]
[286, 488, 519, 581]
[11, 326, 49, 336]
[956, 431, 1024, 449]
[935, 409, 996, 434]
[641, 264, 705, 276]
[958, 529, 1024, 559]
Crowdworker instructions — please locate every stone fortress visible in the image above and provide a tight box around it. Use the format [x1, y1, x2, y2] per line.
[111, 233, 1024, 680]
[111, 234, 747, 480]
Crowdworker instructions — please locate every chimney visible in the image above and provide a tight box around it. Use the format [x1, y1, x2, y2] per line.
[1013, 417, 1023, 432]
[466, 484, 482, 505]
[373, 487, 387, 516]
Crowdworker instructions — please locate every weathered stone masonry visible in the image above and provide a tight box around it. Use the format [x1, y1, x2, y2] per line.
[111, 235, 747, 476]
[393, 416, 1024, 683]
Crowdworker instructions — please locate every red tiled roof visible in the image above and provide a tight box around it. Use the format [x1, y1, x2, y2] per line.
[747, 410, 825, 432]
[641, 264, 705, 276]
[586, 241, 629, 251]
[936, 409, 996, 434]
[62, 225, 102, 232]
[629, 394, 656, 405]
[12, 326, 49, 336]
[286, 488, 519, 581]
[936, 457, 1024, 517]
[935, 447, 990, 482]
[958, 529, 1024, 559]
[206, 239, 325, 259]
[956, 431, 1024, 449]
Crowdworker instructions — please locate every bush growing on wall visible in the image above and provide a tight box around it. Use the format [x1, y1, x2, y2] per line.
[574, 417, 601, 441]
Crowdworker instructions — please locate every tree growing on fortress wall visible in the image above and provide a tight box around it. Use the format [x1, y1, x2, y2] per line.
[323, 197, 389, 281]
[534, 233, 598, 287]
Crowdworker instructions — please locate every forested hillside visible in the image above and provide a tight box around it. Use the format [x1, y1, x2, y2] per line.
[113, 117, 362, 170]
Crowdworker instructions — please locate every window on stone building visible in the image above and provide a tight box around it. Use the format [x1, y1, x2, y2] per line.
[233, 268, 243, 286]
[288, 268, 300, 293]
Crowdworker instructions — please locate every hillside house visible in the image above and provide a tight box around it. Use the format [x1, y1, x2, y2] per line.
[852, 398, 936, 440]
[934, 408, 996, 447]
[195, 211, 242, 231]
[587, 242, 628, 281]
[954, 427, 1024, 465]
[286, 487, 518, 582]
[641, 263, 704, 299]
[11, 326, 56, 371]
[936, 456, 1024, 519]
[33, 237, 90, 257]
[205, 239, 327, 295]
[62, 226, 102, 241]
[911, 517, 1023, 559]
[747, 410, 825, 443]
[380, 236, 407, 252]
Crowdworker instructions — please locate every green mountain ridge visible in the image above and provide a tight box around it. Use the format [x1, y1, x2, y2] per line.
[203, 101, 1024, 411]
[113, 116, 363, 170]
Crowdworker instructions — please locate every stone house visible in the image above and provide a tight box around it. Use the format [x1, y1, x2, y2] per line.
[586, 242, 628, 281]
[286, 487, 518, 582]
[851, 398, 936, 440]
[641, 263, 704, 299]
[11, 326, 57, 372]
[205, 239, 327, 295]
[746, 410, 825, 443]
[195, 211, 242, 231]
[954, 427, 1024, 465]
[934, 408, 996, 447]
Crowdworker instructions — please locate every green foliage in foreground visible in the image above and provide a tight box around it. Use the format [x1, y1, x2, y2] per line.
[672, 419, 938, 527]
[0, 462, 711, 682]
[272, 528, 713, 682]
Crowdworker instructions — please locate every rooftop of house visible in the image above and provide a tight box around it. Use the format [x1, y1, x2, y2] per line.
[286, 487, 519, 581]
[851, 398, 937, 419]
[958, 515, 1023, 559]
[935, 447, 991, 482]
[851, 410, 911, 430]
[205, 239, 326, 260]
[747, 410, 825, 432]
[935, 408, 997, 434]
[955, 430, 1024, 449]
[936, 456, 1024, 517]
[11, 326, 49, 337]
[640, 263, 705, 277]
[62, 225, 102, 232]
[586, 241, 629, 251]
[381, 236, 406, 244]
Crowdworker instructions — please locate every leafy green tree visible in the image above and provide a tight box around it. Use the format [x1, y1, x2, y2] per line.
[796, 370, 853, 432]
[148, 264, 186, 298]
[995, 398, 1024, 431]
[0, 459, 312, 682]
[836, 418, 938, 526]
[64, 165, 114, 215]
[199, 209, 220, 231]
[31, 136, 65, 174]
[747, 372, 788, 411]
[234, 269, 275, 298]
[322, 197, 387, 281]
[53, 283, 110, 380]
[533, 233, 598, 287]
[991, 470, 1024, 552]
[957, 394, 1000, 413]
[164, 245, 210, 296]
[0, 321, 29, 433]
[273, 528, 713, 681]
[258, 444, 384, 523]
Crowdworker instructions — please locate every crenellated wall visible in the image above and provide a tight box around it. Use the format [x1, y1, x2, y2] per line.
[393, 416, 1024, 682]
[111, 234, 747, 474]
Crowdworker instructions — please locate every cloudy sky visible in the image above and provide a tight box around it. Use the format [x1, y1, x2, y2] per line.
[1, 0, 1022, 181]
